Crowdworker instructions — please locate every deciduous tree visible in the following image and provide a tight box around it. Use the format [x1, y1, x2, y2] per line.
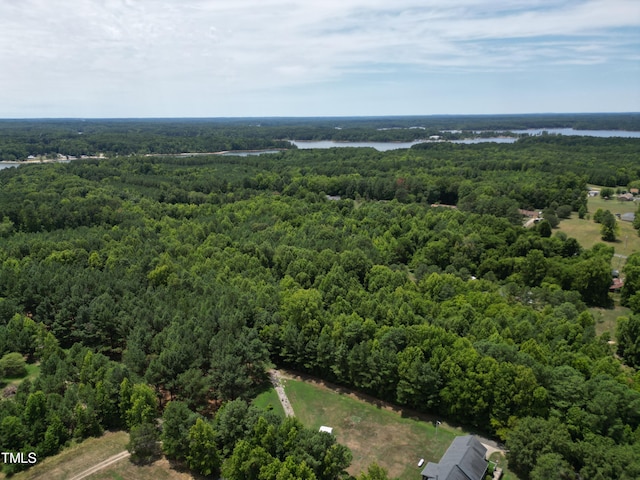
[127, 422, 160, 464]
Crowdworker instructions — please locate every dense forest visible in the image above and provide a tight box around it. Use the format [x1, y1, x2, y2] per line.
[1, 126, 640, 479]
[1, 113, 639, 160]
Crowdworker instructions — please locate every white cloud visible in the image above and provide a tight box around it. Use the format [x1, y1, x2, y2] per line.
[0, 0, 638, 116]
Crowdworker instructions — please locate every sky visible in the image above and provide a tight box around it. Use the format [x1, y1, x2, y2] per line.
[0, 0, 638, 118]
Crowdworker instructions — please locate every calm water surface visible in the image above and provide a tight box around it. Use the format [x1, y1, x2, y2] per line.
[292, 129, 640, 149]
[291, 140, 426, 151]
[2, 129, 638, 165]
[0, 163, 20, 170]
[452, 138, 517, 144]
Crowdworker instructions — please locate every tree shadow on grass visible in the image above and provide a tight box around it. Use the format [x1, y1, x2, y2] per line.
[166, 459, 211, 479]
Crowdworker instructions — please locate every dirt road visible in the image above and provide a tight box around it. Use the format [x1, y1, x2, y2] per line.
[269, 369, 295, 417]
[67, 450, 130, 480]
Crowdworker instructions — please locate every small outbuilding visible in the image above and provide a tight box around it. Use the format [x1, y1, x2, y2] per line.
[610, 278, 624, 292]
[621, 212, 636, 222]
[319, 426, 333, 434]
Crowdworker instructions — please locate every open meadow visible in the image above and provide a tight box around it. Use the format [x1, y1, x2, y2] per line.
[283, 377, 519, 480]
[557, 192, 639, 260]
[557, 190, 638, 341]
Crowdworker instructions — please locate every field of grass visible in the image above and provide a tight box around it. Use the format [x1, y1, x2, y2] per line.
[85, 457, 197, 480]
[283, 378, 519, 480]
[557, 193, 639, 260]
[252, 386, 286, 417]
[591, 302, 632, 339]
[554, 190, 638, 342]
[1, 362, 40, 388]
[4, 431, 129, 480]
[3, 431, 197, 480]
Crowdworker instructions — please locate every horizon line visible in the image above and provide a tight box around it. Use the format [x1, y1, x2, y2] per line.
[1, 112, 639, 121]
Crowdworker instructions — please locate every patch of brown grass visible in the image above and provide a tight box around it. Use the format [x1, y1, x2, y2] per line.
[5, 431, 129, 480]
[3, 431, 199, 480]
[86, 457, 198, 480]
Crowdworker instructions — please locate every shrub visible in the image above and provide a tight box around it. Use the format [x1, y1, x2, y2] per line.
[0, 352, 27, 378]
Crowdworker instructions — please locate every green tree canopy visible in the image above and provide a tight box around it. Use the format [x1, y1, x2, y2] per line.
[127, 422, 160, 464]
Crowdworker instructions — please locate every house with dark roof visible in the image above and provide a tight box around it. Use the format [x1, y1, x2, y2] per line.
[421, 435, 488, 480]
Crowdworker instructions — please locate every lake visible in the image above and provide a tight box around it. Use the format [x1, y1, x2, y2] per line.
[0, 163, 20, 170]
[291, 140, 426, 151]
[221, 150, 282, 156]
[452, 138, 517, 144]
[0, 160, 70, 170]
[292, 129, 640, 150]
[2, 128, 638, 165]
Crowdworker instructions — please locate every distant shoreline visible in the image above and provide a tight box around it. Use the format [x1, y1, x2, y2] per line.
[0, 154, 105, 165]
[0, 149, 296, 165]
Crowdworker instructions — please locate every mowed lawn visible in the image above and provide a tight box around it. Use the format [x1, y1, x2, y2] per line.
[283, 378, 518, 480]
[252, 386, 286, 417]
[557, 193, 639, 260]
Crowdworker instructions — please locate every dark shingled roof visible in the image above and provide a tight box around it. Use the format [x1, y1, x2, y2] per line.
[421, 435, 488, 480]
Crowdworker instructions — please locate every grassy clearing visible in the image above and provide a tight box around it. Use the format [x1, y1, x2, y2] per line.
[283, 378, 519, 480]
[85, 457, 197, 480]
[591, 302, 631, 339]
[4, 431, 198, 480]
[252, 386, 286, 417]
[557, 190, 637, 342]
[5, 431, 129, 480]
[557, 192, 639, 260]
[1, 363, 40, 388]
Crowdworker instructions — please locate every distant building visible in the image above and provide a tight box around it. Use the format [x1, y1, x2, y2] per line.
[518, 209, 539, 218]
[617, 193, 634, 201]
[630, 188, 639, 195]
[430, 204, 457, 209]
[621, 212, 636, 222]
[610, 278, 624, 292]
[588, 190, 600, 197]
[421, 435, 488, 480]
